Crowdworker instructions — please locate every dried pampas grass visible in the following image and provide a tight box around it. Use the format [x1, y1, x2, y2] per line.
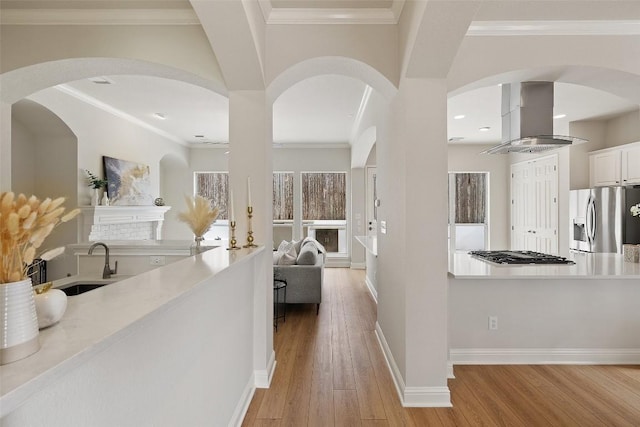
[177, 195, 219, 238]
[0, 192, 80, 284]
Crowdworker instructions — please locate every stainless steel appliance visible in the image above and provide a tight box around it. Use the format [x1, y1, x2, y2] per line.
[569, 186, 640, 253]
[469, 250, 574, 265]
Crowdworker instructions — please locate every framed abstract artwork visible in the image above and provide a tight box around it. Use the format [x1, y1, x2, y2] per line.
[103, 156, 153, 205]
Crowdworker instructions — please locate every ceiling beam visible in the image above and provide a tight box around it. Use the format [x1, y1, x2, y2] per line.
[403, 0, 480, 79]
[190, 0, 265, 90]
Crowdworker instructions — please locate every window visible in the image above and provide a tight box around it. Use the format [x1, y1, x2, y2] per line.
[301, 172, 347, 254]
[448, 172, 488, 252]
[302, 172, 346, 220]
[273, 172, 294, 244]
[195, 172, 229, 220]
[273, 172, 294, 220]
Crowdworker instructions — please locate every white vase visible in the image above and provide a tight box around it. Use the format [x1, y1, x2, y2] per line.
[91, 188, 100, 206]
[35, 289, 68, 329]
[0, 278, 40, 365]
[101, 191, 110, 206]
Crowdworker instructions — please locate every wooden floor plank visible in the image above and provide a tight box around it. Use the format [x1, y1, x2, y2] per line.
[334, 389, 362, 427]
[350, 331, 387, 419]
[539, 365, 637, 427]
[242, 388, 266, 427]
[331, 272, 356, 390]
[279, 306, 318, 426]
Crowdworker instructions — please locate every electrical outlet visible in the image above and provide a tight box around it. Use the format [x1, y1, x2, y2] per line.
[488, 316, 498, 330]
[150, 256, 165, 266]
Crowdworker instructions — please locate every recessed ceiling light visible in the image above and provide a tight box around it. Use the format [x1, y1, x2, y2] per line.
[479, 127, 491, 132]
[553, 114, 567, 119]
[453, 115, 465, 120]
[88, 76, 113, 85]
[153, 113, 166, 120]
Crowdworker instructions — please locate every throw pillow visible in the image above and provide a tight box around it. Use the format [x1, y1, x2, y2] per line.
[273, 251, 283, 265]
[296, 243, 318, 265]
[292, 239, 304, 254]
[278, 245, 297, 265]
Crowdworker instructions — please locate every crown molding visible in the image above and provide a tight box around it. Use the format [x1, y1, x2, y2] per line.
[274, 142, 351, 149]
[468, 20, 640, 36]
[52, 84, 186, 146]
[0, 9, 200, 25]
[258, 0, 404, 25]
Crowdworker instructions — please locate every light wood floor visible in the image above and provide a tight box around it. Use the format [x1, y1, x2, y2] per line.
[242, 268, 640, 426]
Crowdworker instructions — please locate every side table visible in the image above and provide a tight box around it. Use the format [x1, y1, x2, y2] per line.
[273, 279, 287, 331]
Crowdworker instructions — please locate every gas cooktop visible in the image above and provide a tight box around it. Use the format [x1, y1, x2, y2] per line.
[469, 250, 575, 265]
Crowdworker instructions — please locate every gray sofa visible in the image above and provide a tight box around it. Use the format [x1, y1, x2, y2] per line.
[273, 240, 325, 314]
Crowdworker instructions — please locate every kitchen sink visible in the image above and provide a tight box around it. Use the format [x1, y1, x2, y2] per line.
[59, 281, 116, 296]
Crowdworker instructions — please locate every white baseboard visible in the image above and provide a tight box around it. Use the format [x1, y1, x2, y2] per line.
[229, 375, 256, 427]
[375, 322, 451, 407]
[365, 275, 377, 304]
[447, 362, 455, 379]
[350, 262, 365, 270]
[450, 348, 640, 365]
[325, 259, 351, 268]
[254, 350, 276, 388]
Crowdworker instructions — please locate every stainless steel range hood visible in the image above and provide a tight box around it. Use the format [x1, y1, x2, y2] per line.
[483, 82, 587, 154]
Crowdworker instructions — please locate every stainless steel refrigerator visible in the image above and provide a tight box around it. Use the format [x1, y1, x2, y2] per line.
[569, 186, 640, 253]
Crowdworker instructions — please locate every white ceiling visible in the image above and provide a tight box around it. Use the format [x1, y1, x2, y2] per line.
[8, 0, 639, 147]
[47, 73, 638, 148]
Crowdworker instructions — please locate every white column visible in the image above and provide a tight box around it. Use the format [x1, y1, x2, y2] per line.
[376, 78, 450, 406]
[228, 90, 274, 386]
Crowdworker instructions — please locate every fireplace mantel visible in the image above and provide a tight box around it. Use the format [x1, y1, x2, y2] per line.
[78, 206, 171, 242]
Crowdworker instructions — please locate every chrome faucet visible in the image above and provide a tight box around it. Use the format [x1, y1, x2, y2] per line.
[88, 242, 118, 279]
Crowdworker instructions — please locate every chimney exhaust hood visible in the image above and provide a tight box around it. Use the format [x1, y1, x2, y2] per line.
[482, 82, 587, 154]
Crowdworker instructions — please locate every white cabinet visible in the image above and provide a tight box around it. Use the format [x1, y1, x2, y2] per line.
[590, 142, 640, 187]
[590, 150, 621, 186]
[621, 144, 640, 185]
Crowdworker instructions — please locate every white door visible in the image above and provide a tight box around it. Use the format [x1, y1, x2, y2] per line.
[511, 155, 558, 254]
[366, 167, 378, 237]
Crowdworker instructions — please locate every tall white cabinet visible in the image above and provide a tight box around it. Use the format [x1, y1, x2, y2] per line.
[590, 141, 640, 187]
[511, 154, 559, 254]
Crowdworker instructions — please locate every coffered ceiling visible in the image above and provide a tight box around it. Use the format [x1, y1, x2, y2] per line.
[4, 0, 640, 148]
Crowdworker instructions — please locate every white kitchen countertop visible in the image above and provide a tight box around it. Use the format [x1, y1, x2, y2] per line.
[449, 251, 640, 279]
[0, 246, 263, 417]
[355, 235, 377, 256]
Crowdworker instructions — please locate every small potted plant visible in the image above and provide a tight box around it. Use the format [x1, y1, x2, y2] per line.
[85, 170, 108, 206]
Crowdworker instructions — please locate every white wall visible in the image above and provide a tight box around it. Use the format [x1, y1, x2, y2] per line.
[10, 118, 36, 195]
[605, 109, 640, 148]
[2, 251, 260, 427]
[12, 101, 79, 279]
[27, 87, 189, 208]
[447, 144, 510, 250]
[569, 120, 608, 190]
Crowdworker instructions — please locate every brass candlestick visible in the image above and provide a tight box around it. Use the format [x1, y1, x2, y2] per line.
[243, 206, 258, 248]
[228, 220, 241, 250]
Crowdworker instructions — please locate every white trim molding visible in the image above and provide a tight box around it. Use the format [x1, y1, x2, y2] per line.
[0, 9, 200, 25]
[365, 275, 378, 304]
[468, 20, 640, 36]
[447, 362, 455, 379]
[450, 348, 640, 365]
[350, 262, 366, 270]
[375, 323, 451, 407]
[230, 376, 256, 427]
[254, 350, 277, 389]
[258, 0, 405, 25]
